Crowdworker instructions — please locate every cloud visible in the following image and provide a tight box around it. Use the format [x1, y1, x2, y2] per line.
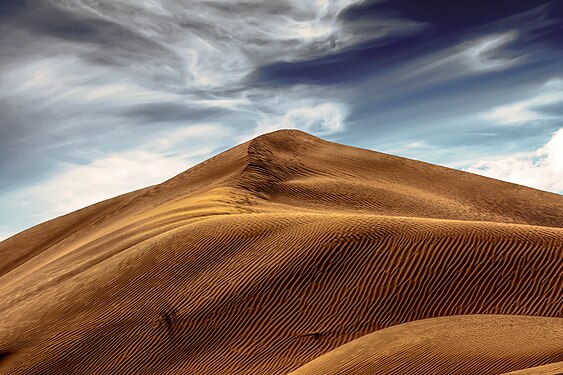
[2, 56, 177, 106]
[254, 102, 347, 137]
[402, 31, 523, 87]
[484, 79, 563, 124]
[149, 123, 229, 151]
[16, 123, 231, 220]
[2, 0, 381, 235]
[460, 31, 522, 72]
[45, 0, 372, 90]
[2, 0, 392, 196]
[0, 227, 13, 242]
[466, 128, 563, 193]
[24, 150, 188, 216]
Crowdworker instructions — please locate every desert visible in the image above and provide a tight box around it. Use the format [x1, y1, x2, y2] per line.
[0, 130, 561, 374]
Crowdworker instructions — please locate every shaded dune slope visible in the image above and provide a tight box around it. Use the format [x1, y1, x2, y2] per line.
[239, 131, 563, 226]
[0, 130, 562, 374]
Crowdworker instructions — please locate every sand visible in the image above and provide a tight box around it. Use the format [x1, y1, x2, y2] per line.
[288, 315, 563, 375]
[0, 130, 561, 374]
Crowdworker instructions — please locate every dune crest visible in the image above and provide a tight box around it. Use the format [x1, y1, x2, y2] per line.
[288, 315, 563, 375]
[0, 130, 561, 374]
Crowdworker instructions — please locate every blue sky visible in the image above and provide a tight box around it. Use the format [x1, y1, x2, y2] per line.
[1, 0, 562, 240]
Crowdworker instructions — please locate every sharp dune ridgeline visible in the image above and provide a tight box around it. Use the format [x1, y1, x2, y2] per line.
[0, 129, 562, 374]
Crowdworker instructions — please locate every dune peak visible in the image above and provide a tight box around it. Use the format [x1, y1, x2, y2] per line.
[0, 131, 561, 374]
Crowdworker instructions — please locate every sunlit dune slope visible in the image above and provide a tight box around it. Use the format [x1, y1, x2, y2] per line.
[500, 362, 563, 375]
[0, 130, 561, 374]
[288, 315, 563, 375]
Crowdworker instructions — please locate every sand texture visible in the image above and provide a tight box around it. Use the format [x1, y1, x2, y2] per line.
[0, 130, 562, 374]
[288, 315, 563, 375]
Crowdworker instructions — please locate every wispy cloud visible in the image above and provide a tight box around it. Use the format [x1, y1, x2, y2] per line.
[466, 128, 563, 193]
[255, 102, 347, 137]
[460, 31, 522, 72]
[14, 123, 231, 221]
[399, 31, 524, 88]
[25, 150, 187, 216]
[2, 0, 406, 182]
[47, 0, 371, 90]
[2, 56, 177, 111]
[484, 79, 563, 124]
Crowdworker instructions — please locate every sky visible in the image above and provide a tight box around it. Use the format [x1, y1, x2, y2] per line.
[1, 0, 562, 240]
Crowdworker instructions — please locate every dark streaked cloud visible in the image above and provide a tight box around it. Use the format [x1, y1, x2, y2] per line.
[257, 2, 562, 86]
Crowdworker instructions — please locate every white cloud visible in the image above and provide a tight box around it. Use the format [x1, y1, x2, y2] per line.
[192, 97, 250, 110]
[18, 124, 231, 218]
[254, 102, 347, 137]
[149, 123, 229, 150]
[402, 141, 431, 150]
[381, 31, 524, 95]
[484, 79, 563, 124]
[2, 56, 177, 113]
[466, 128, 563, 193]
[25, 150, 187, 216]
[0, 227, 14, 242]
[460, 31, 521, 72]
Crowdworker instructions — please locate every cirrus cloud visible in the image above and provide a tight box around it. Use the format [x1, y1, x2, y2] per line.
[24, 150, 188, 216]
[483, 79, 563, 125]
[14, 123, 232, 222]
[254, 102, 348, 137]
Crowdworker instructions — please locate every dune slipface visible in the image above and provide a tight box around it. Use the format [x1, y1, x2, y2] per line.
[0, 130, 562, 374]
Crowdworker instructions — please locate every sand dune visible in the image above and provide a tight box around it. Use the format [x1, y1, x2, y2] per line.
[500, 362, 563, 375]
[0, 130, 561, 374]
[289, 315, 563, 375]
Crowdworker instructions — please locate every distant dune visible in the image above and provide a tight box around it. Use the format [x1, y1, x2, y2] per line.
[0, 130, 561, 374]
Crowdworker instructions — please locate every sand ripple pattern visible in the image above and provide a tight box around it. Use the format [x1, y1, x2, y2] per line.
[0, 130, 561, 374]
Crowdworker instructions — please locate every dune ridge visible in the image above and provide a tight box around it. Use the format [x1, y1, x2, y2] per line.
[288, 315, 563, 375]
[501, 362, 563, 375]
[0, 130, 561, 374]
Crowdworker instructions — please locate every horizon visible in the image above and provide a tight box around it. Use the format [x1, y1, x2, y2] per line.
[1, 0, 563, 240]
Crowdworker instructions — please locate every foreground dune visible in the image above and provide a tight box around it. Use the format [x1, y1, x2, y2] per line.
[289, 315, 563, 375]
[501, 362, 563, 375]
[0, 130, 561, 374]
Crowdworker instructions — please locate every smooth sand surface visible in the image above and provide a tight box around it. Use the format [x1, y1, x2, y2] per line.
[0, 130, 561, 374]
